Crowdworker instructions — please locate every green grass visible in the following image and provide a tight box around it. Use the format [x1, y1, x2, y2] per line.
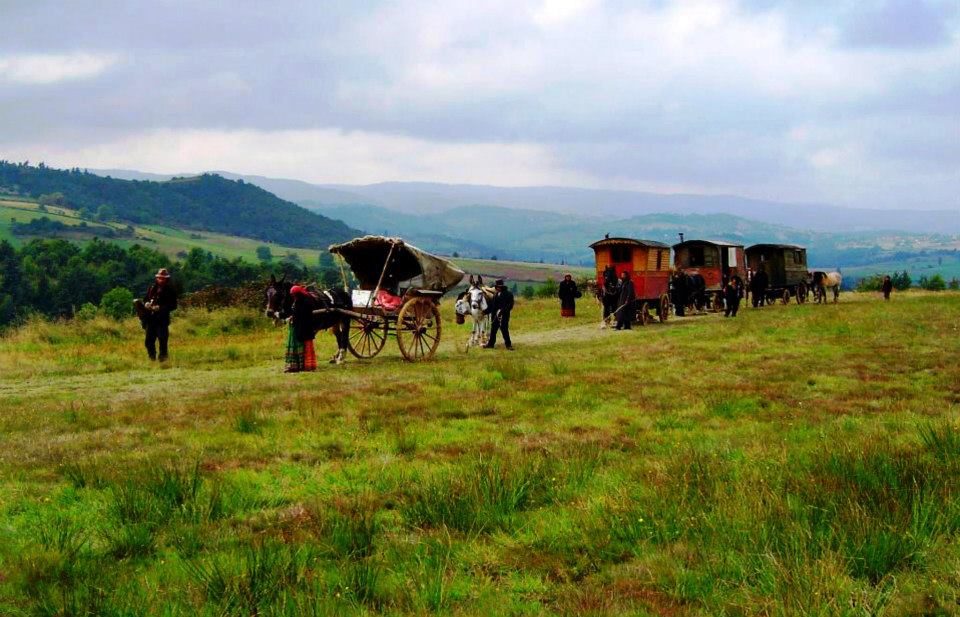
[1, 289, 959, 615]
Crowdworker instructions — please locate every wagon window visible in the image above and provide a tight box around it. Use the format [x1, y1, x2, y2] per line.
[794, 250, 803, 264]
[657, 250, 666, 270]
[610, 245, 632, 264]
[689, 246, 705, 267]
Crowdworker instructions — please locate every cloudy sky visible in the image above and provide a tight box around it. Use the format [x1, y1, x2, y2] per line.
[0, 0, 957, 210]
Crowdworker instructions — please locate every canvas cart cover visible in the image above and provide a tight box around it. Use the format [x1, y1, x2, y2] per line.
[328, 236, 465, 293]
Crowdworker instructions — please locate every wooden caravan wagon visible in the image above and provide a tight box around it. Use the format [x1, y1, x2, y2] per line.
[673, 239, 747, 310]
[327, 236, 465, 362]
[745, 244, 808, 304]
[590, 237, 672, 324]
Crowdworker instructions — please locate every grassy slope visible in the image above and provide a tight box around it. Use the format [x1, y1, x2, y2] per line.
[1, 291, 958, 615]
[1, 199, 574, 284]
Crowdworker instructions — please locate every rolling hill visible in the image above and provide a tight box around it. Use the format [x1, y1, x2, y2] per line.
[0, 162, 359, 249]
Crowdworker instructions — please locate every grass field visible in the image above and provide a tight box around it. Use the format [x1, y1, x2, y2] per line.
[1, 291, 958, 615]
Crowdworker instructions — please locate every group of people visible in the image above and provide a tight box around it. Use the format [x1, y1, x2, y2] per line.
[589, 266, 638, 329]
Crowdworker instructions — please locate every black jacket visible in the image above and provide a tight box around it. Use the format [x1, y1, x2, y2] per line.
[145, 283, 178, 323]
[489, 288, 514, 317]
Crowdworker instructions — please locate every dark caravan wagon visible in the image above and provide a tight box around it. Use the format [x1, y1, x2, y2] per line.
[327, 236, 465, 362]
[589, 237, 672, 324]
[745, 243, 809, 305]
[673, 239, 747, 311]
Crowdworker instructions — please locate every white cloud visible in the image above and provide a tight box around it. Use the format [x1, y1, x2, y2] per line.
[0, 52, 120, 84]
[1, 128, 598, 187]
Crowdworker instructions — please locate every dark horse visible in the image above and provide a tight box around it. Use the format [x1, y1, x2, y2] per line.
[264, 275, 353, 364]
[671, 271, 707, 316]
[599, 265, 620, 326]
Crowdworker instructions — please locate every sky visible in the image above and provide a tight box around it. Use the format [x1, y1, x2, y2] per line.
[0, 0, 957, 211]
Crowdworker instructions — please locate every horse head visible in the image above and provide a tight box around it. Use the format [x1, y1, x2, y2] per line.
[265, 274, 292, 322]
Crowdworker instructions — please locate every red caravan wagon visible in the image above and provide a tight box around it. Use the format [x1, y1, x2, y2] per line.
[590, 237, 672, 324]
[672, 239, 747, 310]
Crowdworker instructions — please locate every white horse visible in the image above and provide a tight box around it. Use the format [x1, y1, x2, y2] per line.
[457, 275, 493, 348]
[813, 271, 843, 303]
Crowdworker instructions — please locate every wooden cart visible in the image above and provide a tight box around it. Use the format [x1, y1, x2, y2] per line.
[745, 243, 809, 305]
[590, 237, 672, 324]
[673, 239, 747, 311]
[327, 236, 465, 362]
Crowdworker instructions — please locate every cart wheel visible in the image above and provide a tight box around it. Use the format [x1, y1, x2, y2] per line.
[397, 298, 441, 362]
[797, 283, 806, 304]
[637, 302, 649, 326]
[659, 293, 670, 322]
[712, 291, 724, 312]
[781, 289, 790, 305]
[347, 315, 388, 359]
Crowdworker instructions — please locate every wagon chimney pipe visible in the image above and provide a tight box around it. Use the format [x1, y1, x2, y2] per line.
[678, 232, 684, 243]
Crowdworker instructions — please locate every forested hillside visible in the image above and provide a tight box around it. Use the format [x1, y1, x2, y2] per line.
[0, 162, 359, 248]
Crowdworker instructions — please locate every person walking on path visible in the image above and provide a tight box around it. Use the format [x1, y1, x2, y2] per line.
[285, 285, 318, 372]
[558, 273, 580, 317]
[881, 275, 893, 300]
[614, 270, 635, 330]
[724, 269, 744, 317]
[484, 279, 514, 350]
[142, 268, 178, 361]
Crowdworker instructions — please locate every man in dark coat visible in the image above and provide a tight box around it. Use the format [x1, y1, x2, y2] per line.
[558, 274, 580, 317]
[672, 271, 688, 317]
[881, 275, 893, 300]
[614, 270, 635, 330]
[142, 268, 178, 361]
[484, 279, 514, 350]
[751, 267, 768, 308]
[724, 269, 744, 317]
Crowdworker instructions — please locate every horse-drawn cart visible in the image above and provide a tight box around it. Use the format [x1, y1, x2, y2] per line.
[745, 244, 808, 305]
[590, 237, 672, 324]
[327, 236, 465, 362]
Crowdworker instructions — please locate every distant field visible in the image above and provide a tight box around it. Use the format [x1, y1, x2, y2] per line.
[1, 291, 958, 615]
[0, 198, 579, 284]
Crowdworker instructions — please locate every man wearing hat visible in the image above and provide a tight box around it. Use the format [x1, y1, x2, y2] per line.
[142, 268, 178, 361]
[484, 279, 514, 350]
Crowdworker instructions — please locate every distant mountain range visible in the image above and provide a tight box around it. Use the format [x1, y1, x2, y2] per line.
[94, 169, 959, 236]
[1, 163, 359, 249]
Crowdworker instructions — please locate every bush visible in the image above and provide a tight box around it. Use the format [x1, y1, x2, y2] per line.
[520, 285, 535, 300]
[892, 270, 911, 290]
[949, 278, 959, 291]
[856, 274, 884, 292]
[75, 303, 99, 320]
[535, 277, 558, 299]
[99, 287, 134, 320]
[919, 274, 946, 291]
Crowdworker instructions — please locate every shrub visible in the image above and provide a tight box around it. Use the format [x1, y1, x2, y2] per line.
[919, 273, 946, 291]
[520, 285, 535, 300]
[856, 274, 883, 292]
[535, 277, 558, 298]
[75, 302, 98, 320]
[99, 287, 134, 320]
[949, 278, 959, 290]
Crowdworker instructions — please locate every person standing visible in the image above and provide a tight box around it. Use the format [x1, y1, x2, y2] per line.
[142, 268, 178, 361]
[751, 267, 768, 308]
[881, 275, 893, 300]
[558, 273, 580, 317]
[724, 269, 744, 317]
[614, 270, 635, 330]
[285, 285, 318, 372]
[484, 279, 514, 350]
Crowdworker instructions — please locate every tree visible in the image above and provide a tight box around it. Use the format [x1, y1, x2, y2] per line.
[948, 278, 959, 291]
[95, 204, 116, 222]
[318, 250, 335, 271]
[100, 287, 135, 319]
[520, 285, 535, 300]
[282, 252, 303, 266]
[919, 274, 946, 291]
[256, 245, 273, 262]
[536, 277, 558, 298]
[892, 270, 912, 290]
[38, 192, 66, 207]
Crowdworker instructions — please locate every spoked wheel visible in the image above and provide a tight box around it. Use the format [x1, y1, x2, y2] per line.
[637, 302, 650, 326]
[397, 298, 441, 362]
[712, 291, 724, 313]
[347, 315, 388, 359]
[780, 289, 790, 305]
[658, 293, 670, 322]
[796, 283, 807, 304]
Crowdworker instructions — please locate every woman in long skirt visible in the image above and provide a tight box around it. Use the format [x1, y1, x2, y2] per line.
[284, 285, 317, 372]
[558, 274, 580, 317]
